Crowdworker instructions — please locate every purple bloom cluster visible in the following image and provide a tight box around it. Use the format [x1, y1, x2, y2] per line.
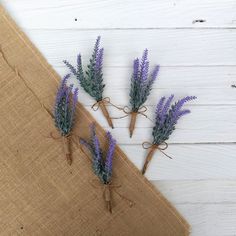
[80, 123, 116, 184]
[105, 131, 116, 178]
[54, 74, 78, 136]
[130, 49, 160, 111]
[64, 36, 105, 102]
[152, 95, 197, 145]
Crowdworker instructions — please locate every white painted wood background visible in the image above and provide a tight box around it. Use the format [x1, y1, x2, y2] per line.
[1, 0, 236, 235]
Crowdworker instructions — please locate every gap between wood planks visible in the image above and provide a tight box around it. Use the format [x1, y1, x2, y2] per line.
[20, 27, 236, 30]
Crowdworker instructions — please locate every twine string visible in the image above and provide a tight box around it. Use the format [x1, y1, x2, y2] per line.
[142, 141, 172, 159]
[89, 179, 134, 209]
[1, 46, 54, 118]
[112, 105, 153, 123]
[91, 97, 121, 111]
[91, 97, 153, 122]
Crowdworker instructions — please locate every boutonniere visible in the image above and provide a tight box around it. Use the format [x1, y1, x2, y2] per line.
[142, 95, 197, 174]
[80, 123, 116, 213]
[64, 36, 114, 128]
[54, 74, 78, 165]
[129, 49, 159, 137]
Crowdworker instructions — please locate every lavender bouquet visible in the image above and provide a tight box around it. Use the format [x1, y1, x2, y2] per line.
[142, 95, 197, 175]
[80, 123, 116, 213]
[54, 74, 78, 165]
[129, 49, 159, 137]
[64, 36, 114, 128]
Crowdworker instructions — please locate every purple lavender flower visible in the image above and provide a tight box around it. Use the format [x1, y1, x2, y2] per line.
[55, 74, 70, 104]
[152, 95, 197, 145]
[156, 96, 166, 115]
[77, 54, 82, 70]
[95, 48, 104, 73]
[94, 36, 101, 57]
[129, 49, 160, 111]
[64, 36, 105, 102]
[151, 65, 160, 83]
[54, 74, 78, 136]
[133, 58, 139, 81]
[140, 49, 149, 83]
[80, 124, 116, 184]
[105, 132, 116, 179]
[159, 94, 174, 125]
[90, 123, 101, 162]
[70, 88, 79, 125]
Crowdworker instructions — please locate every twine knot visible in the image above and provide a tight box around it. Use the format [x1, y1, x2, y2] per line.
[142, 141, 172, 159]
[89, 179, 134, 213]
[91, 97, 112, 111]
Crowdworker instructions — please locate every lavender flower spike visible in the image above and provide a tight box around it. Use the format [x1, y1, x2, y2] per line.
[79, 124, 116, 213]
[142, 95, 197, 175]
[153, 95, 197, 145]
[64, 36, 104, 102]
[64, 36, 114, 129]
[105, 132, 116, 181]
[129, 49, 160, 137]
[54, 74, 79, 165]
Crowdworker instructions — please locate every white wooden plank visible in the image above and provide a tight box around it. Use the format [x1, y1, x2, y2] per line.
[84, 106, 236, 143]
[58, 65, 236, 105]
[56, 66, 236, 89]
[151, 180, 236, 204]
[175, 204, 236, 236]
[70, 86, 236, 105]
[118, 144, 236, 180]
[21, 29, 236, 67]
[1, 0, 236, 29]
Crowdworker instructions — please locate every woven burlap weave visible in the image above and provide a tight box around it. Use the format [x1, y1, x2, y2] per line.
[0, 5, 189, 235]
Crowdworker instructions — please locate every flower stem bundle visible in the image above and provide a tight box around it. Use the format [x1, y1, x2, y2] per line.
[80, 123, 116, 213]
[54, 74, 78, 165]
[142, 95, 197, 175]
[64, 36, 114, 128]
[129, 49, 159, 137]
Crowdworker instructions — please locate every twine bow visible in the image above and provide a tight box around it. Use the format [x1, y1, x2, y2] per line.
[142, 141, 172, 159]
[112, 105, 151, 120]
[91, 97, 115, 128]
[92, 98, 152, 121]
[141, 141, 172, 175]
[91, 97, 115, 111]
[89, 179, 134, 213]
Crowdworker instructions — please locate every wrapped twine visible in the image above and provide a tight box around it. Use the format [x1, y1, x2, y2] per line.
[141, 141, 172, 175]
[62, 136, 72, 165]
[79, 124, 135, 213]
[103, 184, 112, 213]
[48, 132, 77, 165]
[106, 104, 151, 137]
[91, 97, 114, 129]
[88, 178, 134, 214]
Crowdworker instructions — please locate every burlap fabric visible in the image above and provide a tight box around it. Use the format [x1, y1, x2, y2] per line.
[0, 5, 189, 235]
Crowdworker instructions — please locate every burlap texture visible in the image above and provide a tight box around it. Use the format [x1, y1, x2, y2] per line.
[0, 5, 189, 235]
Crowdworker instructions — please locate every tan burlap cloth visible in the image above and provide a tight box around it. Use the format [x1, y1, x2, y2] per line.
[0, 5, 189, 235]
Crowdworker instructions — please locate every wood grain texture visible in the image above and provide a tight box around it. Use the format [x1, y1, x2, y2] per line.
[152, 180, 236, 203]
[153, 180, 236, 235]
[175, 204, 236, 236]
[84, 106, 236, 144]
[121, 144, 236, 180]
[1, 1, 236, 235]
[1, 0, 236, 29]
[23, 29, 236, 66]
[55, 66, 236, 89]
